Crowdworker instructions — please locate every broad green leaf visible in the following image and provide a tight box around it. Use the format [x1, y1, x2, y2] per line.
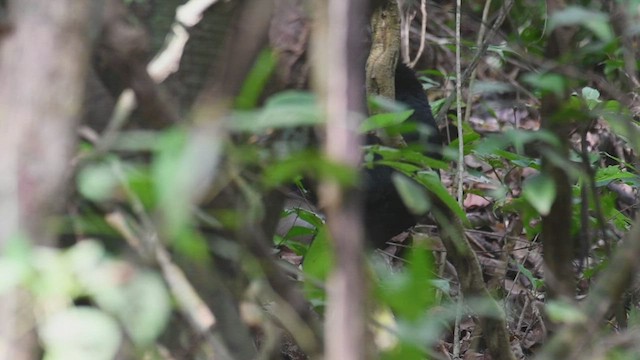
[549, 6, 613, 42]
[153, 128, 190, 235]
[522, 173, 556, 216]
[604, 59, 625, 76]
[302, 226, 332, 309]
[546, 300, 587, 324]
[153, 127, 222, 238]
[76, 255, 171, 346]
[594, 165, 638, 187]
[360, 110, 414, 133]
[629, 307, 640, 328]
[111, 130, 161, 152]
[392, 173, 430, 215]
[113, 271, 171, 346]
[77, 163, 119, 202]
[291, 207, 325, 229]
[414, 170, 468, 224]
[40, 307, 122, 360]
[376, 242, 436, 320]
[581, 87, 601, 110]
[232, 91, 321, 132]
[263, 151, 357, 188]
[368, 95, 411, 113]
[235, 49, 277, 110]
[126, 166, 156, 210]
[516, 262, 544, 290]
[263, 151, 321, 187]
[32, 248, 79, 301]
[522, 73, 566, 98]
[365, 145, 448, 170]
[377, 158, 466, 223]
[0, 234, 32, 295]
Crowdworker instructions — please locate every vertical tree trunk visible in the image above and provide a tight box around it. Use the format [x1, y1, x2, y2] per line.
[0, 1, 92, 358]
[312, 0, 370, 359]
[540, 0, 577, 301]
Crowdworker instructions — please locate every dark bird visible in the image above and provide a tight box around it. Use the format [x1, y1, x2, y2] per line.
[362, 62, 442, 248]
[277, 63, 442, 249]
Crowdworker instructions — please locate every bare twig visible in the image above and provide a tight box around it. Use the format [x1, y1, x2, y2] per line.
[452, 287, 463, 358]
[106, 212, 216, 333]
[399, 0, 411, 64]
[435, 0, 514, 126]
[462, 0, 493, 126]
[408, 0, 428, 68]
[455, 0, 464, 206]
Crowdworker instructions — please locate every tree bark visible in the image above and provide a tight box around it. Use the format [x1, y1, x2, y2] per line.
[0, 0, 93, 358]
[540, 0, 577, 301]
[312, 0, 370, 358]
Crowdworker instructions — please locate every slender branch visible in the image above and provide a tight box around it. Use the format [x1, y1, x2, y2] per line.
[455, 0, 464, 205]
[435, 0, 514, 126]
[408, 0, 428, 68]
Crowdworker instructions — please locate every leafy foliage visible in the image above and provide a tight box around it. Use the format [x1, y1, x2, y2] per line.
[14, 0, 640, 358]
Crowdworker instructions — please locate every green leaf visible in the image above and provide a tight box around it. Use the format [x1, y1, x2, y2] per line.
[77, 163, 119, 202]
[474, 130, 558, 167]
[546, 300, 587, 324]
[302, 226, 332, 309]
[581, 87, 601, 110]
[594, 165, 638, 187]
[0, 234, 32, 295]
[32, 247, 79, 301]
[113, 271, 171, 346]
[173, 226, 214, 264]
[376, 242, 436, 320]
[368, 95, 410, 113]
[360, 110, 414, 133]
[376, 156, 465, 222]
[549, 6, 613, 42]
[392, 173, 430, 215]
[414, 171, 468, 225]
[381, 342, 424, 360]
[71, 243, 171, 346]
[291, 207, 325, 228]
[40, 307, 122, 360]
[604, 59, 625, 76]
[111, 130, 161, 152]
[153, 128, 190, 235]
[153, 127, 223, 238]
[522, 173, 556, 216]
[365, 145, 447, 170]
[522, 73, 566, 98]
[235, 49, 277, 110]
[516, 262, 544, 290]
[231, 91, 322, 132]
[628, 306, 640, 328]
[126, 166, 156, 210]
[263, 151, 320, 187]
[263, 151, 357, 189]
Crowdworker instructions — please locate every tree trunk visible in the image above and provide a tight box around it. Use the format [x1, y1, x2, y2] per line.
[0, 1, 92, 358]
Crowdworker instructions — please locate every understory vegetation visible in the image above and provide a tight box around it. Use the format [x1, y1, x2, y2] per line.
[2, 0, 640, 359]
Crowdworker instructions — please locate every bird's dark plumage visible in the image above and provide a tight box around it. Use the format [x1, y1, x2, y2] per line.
[280, 63, 442, 249]
[362, 63, 441, 248]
